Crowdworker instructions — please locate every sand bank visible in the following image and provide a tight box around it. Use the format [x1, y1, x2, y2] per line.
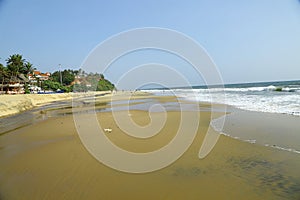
[0, 92, 112, 118]
[0, 95, 299, 200]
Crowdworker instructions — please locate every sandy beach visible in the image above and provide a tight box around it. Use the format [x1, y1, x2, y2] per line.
[0, 91, 112, 118]
[0, 93, 299, 200]
[1, 1, 299, 199]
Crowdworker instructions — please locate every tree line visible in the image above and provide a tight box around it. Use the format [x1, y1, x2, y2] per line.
[0, 54, 115, 93]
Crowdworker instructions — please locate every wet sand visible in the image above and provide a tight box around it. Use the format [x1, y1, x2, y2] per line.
[212, 110, 300, 153]
[0, 95, 300, 200]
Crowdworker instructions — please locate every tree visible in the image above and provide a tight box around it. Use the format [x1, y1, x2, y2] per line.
[6, 54, 25, 77]
[71, 70, 115, 92]
[42, 80, 71, 92]
[22, 62, 35, 76]
[78, 69, 87, 77]
[100, 74, 104, 80]
[0, 63, 7, 78]
[73, 83, 88, 92]
[0, 63, 8, 92]
[5, 54, 34, 79]
[50, 69, 75, 86]
[97, 78, 115, 91]
[62, 70, 75, 85]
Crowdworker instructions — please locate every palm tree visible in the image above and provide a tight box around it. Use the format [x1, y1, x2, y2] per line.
[6, 54, 25, 78]
[22, 62, 35, 76]
[0, 63, 8, 93]
[0, 63, 6, 76]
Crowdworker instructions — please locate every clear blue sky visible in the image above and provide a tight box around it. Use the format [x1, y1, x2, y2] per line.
[0, 0, 300, 87]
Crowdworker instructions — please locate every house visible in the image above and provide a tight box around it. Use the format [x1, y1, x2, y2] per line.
[72, 75, 82, 85]
[0, 70, 51, 94]
[28, 71, 51, 82]
[28, 71, 51, 93]
[0, 74, 29, 94]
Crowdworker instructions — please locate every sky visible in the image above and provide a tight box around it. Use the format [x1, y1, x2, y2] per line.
[0, 0, 300, 88]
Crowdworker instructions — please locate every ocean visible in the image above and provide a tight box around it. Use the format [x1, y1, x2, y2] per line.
[142, 80, 300, 154]
[143, 80, 300, 116]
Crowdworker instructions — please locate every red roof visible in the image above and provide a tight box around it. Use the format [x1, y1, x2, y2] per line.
[33, 70, 41, 75]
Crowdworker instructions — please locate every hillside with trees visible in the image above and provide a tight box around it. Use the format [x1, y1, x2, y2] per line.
[72, 70, 115, 92]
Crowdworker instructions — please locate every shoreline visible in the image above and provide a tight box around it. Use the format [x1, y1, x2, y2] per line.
[210, 109, 300, 155]
[1, 92, 299, 156]
[2, 91, 299, 155]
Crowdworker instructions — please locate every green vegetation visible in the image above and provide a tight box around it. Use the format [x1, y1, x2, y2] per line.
[73, 70, 115, 92]
[97, 78, 115, 91]
[51, 69, 76, 86]
[42, 80, 72, 93]
[0, 54, 35, 94]
[0, 54, 115, 93]
[1, 54, 35, 79]
[44, 68, 115, 92]
[45, 69, 77, 92]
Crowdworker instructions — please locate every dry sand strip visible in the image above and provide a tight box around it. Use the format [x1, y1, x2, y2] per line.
[0, 96, 300, 200]
[0, 92, 112, 118]
[0, 91, 152, 118]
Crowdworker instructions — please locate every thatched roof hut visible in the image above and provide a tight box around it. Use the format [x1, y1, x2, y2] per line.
[0, 73, 29, 94]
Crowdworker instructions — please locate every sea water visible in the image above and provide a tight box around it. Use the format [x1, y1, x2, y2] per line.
[143, 80, 300, 116]
[143, 80, 300, 154]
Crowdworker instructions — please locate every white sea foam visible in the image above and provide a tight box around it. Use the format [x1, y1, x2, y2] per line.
[265, 144, 300, 154]
[144, 84, 300, 116]
[143, 81, 300, 156]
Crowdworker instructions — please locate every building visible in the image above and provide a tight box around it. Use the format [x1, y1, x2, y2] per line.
[0, 70, 51, 94]
[28, 71, 51, 82]
[0, 74, 28, 94]
[28, 71, 51, 93]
